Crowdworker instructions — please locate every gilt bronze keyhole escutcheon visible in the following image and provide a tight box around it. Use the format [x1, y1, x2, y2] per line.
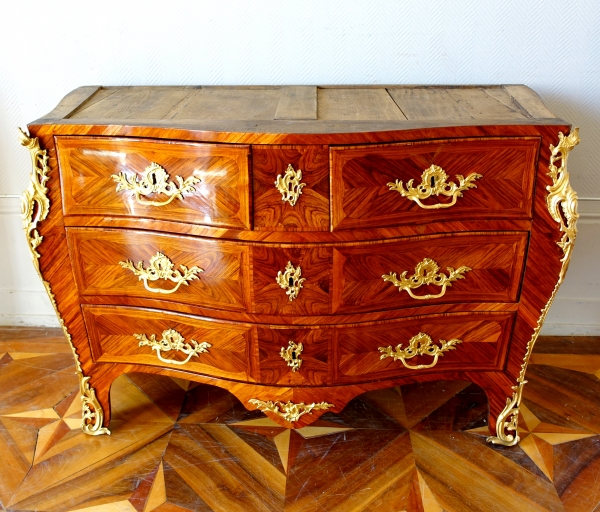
[276, 261, 306, 301]
[280, 340, 303, 372]
[274, 164, 306, 207]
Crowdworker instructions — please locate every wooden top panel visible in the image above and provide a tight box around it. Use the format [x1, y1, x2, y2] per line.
[317, 88, 407, 120]
[34, 86, 562, 138]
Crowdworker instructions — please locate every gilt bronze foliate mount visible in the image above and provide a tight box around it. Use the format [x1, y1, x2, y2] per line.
[135, 329, 211, 365]
[383, 258, 471, 300]
[120, 252, 203, 295]
[379, 332, 462, 370]
[249, 399, 334, 423]
[112, 162, 200, 206]
[388, 165, 482, 209]
[19, 128, 109, 436]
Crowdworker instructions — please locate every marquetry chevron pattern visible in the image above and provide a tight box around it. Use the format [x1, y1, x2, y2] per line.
[0, 329, 599, 511]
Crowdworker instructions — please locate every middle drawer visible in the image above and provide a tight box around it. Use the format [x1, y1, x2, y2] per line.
[68, 228, 527, 315]
[67, 228, 252, 312]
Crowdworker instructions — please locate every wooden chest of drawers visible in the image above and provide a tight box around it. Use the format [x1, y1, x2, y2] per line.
[20, 85, 580, 446]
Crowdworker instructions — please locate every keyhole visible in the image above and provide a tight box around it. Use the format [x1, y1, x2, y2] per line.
[430, 176, 435, 187]
[150, 173, 157, 185]
[291, 351, 297, 359]
[289, 277, 294, 287]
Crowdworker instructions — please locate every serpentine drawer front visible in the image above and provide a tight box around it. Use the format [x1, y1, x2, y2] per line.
[67, 228, 251, 312]
[57, 136, 251, 229]
[21, 85, 579, 447]
[83, 306, 252, 381]
[334, 311, 515, 383]
[331, 231, 527, 313]
[331, 137, 539, 230]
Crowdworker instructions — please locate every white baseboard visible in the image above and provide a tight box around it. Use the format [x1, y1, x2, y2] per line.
[0, 314, 60, 327]
[0, 289, 59, 327]
[542, 297, 600, 335]
[540, 323, 600, 336]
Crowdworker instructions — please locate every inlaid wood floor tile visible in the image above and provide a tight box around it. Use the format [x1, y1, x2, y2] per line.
[69, 501, 138, 511]
[152, 503, 198, 512]
[524, 365, 600, 434]
[411, 430, 565, 511]
[127, 460, 165, 512]
[12, 433, 171, 511]
[177, 384, 262, 425]
[284, 430, 412, 511]
[162, 460, 213, 511]
[361, 381, 472, 429]
[126, 374, 188, 422]
[0, 328, 599, 511]
[164, 426, 284, 512]
[0, 420, 32, 507]
[144, 461, 168, 511]
[0, 353, 12, 371]
[416, 468, 465, 512]
[559, 445, 600, 512]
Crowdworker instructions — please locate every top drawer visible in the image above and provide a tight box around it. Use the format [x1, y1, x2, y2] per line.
[331, 137, 539, 230]
[57, 136, 251, 230]
[252, 145, 329, 231]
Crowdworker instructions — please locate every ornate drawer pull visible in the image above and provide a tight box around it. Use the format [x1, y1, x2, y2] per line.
[112, 162, 200, 207]
[382, 258, 470, 300]
[120, 252, 203, 294]
[276, 261, 306, 301]
[387, 165, 482, 209]
[280, 340, 303, 372]
[248, 399, 333, 423]
[379, 332, 462, 369]
[275, 164, 306, 207]
[135, 329, 211, 365]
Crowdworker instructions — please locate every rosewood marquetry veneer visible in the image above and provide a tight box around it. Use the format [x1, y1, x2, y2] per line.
[20, 85, 580, 446]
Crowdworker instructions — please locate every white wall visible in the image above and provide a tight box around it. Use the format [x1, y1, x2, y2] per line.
[0, 0, 598, 332]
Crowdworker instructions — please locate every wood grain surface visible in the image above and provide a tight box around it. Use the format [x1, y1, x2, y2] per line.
[251, 245, 332, 316]
[83, 306, 253, 381]
[256, 325, 330, 386]
[67, 228, 251, 312]
[57, 136, 251, 229]
[24, 85, 576, 440]
[335, 311, 514, 383]
[252, 145, 329, 231]
[274, 86, 317, 120]
[331, 137, 539, 230]
[332, 232, 528, 314]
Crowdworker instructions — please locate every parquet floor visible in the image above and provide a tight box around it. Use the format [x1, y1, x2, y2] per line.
[0, 329, 599, 511]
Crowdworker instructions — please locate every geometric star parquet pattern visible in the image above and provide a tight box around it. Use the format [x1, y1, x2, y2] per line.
[0, 328, 599, 512]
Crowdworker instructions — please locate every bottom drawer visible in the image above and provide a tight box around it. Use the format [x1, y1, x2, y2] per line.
[83, 305, 253, 382]
[83, 305, 514, 387]
[334, 311, 515, 383]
